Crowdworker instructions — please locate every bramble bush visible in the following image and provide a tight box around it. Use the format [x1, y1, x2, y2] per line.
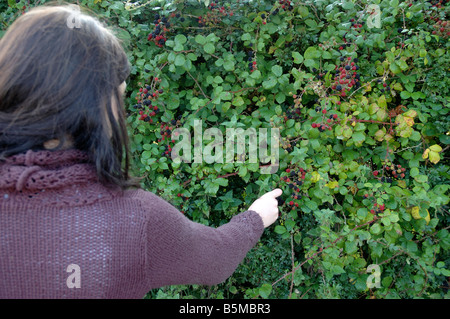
[2, 0, 449, 299]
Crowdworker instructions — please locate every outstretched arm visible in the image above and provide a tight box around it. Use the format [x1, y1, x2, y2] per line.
[140, 189, 281, 288]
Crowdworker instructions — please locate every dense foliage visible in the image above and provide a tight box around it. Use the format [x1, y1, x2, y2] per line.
[1, 0, 449, 299]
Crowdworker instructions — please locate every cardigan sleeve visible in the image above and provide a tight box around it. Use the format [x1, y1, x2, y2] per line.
[134, 189, 265, 288]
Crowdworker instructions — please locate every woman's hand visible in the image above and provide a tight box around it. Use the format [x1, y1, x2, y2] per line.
[248, 189, 282, 228]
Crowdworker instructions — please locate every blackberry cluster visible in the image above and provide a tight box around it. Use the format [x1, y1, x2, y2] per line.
[276, 0, 294, 11]
[247, 51, 257, 72]
[311, 107, 339, 132]
[372, 161, 407, 183]
[147, 13, 170, 47]
[133, 78, 164, 122]
[280, 167, 306, 210]
[332, 57, 361, 97]
[283, 107, 301, 121]
[362, 192, 386, 216]
[198, 2, 233, 27]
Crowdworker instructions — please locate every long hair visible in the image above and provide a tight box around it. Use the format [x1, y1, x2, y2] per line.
[0, 4, 140, 190]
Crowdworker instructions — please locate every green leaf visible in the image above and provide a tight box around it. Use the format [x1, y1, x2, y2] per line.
[262, 77, 277, 90]
[203, 43, 215, 54]
[271, 65, 283, 77]
[275, 105, 282, 115]
[352, 131, 366, 143]
[304, 46, 321, 60]
[223, 60, 235, 71]
[259, 284, 272, 298]
[174, 54, 186, 66]
[342, 1, 354, 9]
[174, 34, 187, 45]
[274, 225, 287, 235]
[396, 59, 409, 71]
[400, 91, 411, 99]
[241, 33, 252, 41]
[195, 34, 206, 45]
[370, 223, 382, 235]
[389, 62, 401, 74]
[292, 51, 304, 64]
[390, 0, 399, 7]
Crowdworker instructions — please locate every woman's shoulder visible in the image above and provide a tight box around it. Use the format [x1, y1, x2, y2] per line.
[121, 188, 180, 215]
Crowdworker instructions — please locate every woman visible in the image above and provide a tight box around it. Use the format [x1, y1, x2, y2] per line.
[0, 4, 281, 298]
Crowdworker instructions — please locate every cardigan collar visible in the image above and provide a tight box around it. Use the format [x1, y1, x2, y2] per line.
[0, 149, 99, 192]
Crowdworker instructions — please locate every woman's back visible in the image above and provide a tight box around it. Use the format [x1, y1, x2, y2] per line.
[0, 149, 265, 298]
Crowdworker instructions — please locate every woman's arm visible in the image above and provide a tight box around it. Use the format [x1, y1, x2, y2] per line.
[138, 189, 281, 288]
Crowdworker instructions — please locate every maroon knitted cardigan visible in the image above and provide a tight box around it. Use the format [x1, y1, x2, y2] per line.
[0, 149, 264, 298]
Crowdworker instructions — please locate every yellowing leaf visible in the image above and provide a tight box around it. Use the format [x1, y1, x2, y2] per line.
[404, 116, 414, 127]
[423, 146, 441, 164]
[410, 207, 431, 224]
[411, 206, 421, 219]
[310, 171, 320, 183]
[325, 181, 339, 189]
[428, 150, 441, 164]
[422, 148, 430, 160]
[378, 95, 387, 109]
[429, 144, 442, 153]
[397, 180, 406, 188]
[375, 129, 385, 141]
[425, 210, 430, 224]
[403, 110, 417, 118]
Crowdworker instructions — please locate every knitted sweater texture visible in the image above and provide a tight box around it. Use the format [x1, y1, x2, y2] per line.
[0, 149, 264, 298]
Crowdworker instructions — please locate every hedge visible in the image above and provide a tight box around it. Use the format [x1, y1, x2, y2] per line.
[1, 0, 449, 299]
